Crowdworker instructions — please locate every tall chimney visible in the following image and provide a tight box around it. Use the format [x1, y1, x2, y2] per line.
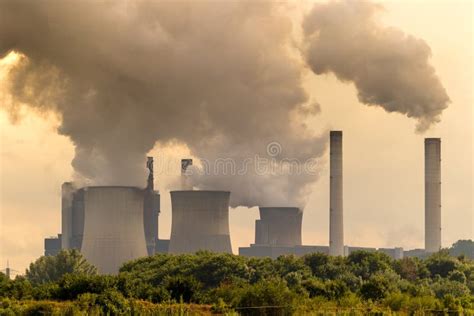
[181, 159, 193, 190]
[425, 138, 441, 253]
[329, 131, 344, 256]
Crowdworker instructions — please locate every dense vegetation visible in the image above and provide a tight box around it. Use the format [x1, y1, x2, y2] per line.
[1, 242, 473, 315]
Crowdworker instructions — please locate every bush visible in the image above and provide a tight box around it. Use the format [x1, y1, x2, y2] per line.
[425, 251, 460, 278]
[360, 273, 393, 301]
[383, 292, 410, 311]
[236, 278, 297, 315]
[164, 275, 201, 303]
[26, 249, 97, 285]
[56, 273, 117, 300]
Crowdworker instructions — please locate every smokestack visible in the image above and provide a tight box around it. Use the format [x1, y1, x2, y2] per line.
[329, 131, 344, 256]
[181, 159, 193, 190]
[425, 138, 441, 253]
[144, 157, 160, 255]
[168, 190, 232, 254]
[146, 157, 154, 191]
[255, 207, 302, 246]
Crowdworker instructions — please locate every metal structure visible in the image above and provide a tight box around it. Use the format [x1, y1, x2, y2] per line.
[181, 159, 193, 190]
[143, 157, 160, 255]
[425, 138, 442, 253]
[255, 207, 302, 246]
[168, 190, 232, 254]
[80, 186, 148, 274]
[329, 131, 344, 256]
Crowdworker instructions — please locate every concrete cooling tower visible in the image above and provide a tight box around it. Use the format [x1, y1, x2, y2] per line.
[168, 191, 232, 254]
[256, 207, 303, 246]
[80, 186, 148, 274]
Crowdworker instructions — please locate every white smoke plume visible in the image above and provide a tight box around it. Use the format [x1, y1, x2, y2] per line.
[303, 0, 450, 132]
[0, 0, 449, 208]
[0, 1, 324, 207]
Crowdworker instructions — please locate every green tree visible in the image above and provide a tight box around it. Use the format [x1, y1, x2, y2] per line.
[347, 251, 393, 280]
[393, 257, 429, 281]
[425, 251, 459, 278]
[303, 253, 350, 280]
[164, 275, 201, 303]
[57, 274, 117, 300]
[26, 249, 97, 285]
[449, 240, 474, 259]
[237, 278, 297, 315]
[360, 273, 396, 301]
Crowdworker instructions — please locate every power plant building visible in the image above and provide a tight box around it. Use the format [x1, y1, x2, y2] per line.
[168, 190, 232, 254]
[256, 207, 303, 246]
[42, 136, 444, 268]
[44, 158, 161, 273]
[239, 206, 328, 259]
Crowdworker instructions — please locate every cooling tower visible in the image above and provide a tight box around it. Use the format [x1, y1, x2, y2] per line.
[81, 186, 148, 274]
[168, 190, 232, 254]
[425, 138, 441, 253]
[329, 131, 344, 256]
[256, 207, 302, 246]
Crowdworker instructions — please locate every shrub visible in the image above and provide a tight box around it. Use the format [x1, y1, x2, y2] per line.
[164, 275, 201, 303]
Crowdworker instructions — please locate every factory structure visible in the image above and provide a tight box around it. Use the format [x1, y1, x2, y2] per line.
[44, 132, 443, 273]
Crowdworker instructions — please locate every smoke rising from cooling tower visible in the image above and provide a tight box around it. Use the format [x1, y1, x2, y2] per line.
[303, 0, 450, 132]
[0, 1, 449, 208]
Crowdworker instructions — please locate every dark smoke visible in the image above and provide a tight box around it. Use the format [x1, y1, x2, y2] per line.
[0, 1, 324, 207]
[303, 0, 450, 132]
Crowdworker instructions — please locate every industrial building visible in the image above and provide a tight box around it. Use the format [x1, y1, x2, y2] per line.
[44, 234, 62, 256]
[43, 134, 443, 272]
[239, 206, 316, 258]
[256, 207, 302, 246]
[81, 186, 148, 274]
[168, 190, 232, 254]
[44, 157, 161, 274]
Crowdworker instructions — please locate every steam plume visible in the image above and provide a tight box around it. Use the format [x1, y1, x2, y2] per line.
[303, 0, 450, 131]
[0, 0, 450, 207]
[0, 1, 323, 207]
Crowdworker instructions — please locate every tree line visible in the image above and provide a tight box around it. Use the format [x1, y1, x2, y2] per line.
[0, 240, 473, 315]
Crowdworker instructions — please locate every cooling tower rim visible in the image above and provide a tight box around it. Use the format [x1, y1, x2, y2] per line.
[259, 206, 303, 216]
[170, 190, 230, 194]
[259, 206, 301, 210]
[82, 185, 144, 191]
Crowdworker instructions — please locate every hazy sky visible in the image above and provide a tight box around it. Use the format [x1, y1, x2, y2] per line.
[0, 0, 472, 273]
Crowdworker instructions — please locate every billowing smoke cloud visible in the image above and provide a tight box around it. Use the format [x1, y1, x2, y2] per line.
[303, 0, 450, 132]
[0, 0, 450, 208]
[0, 1, 324, 208]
